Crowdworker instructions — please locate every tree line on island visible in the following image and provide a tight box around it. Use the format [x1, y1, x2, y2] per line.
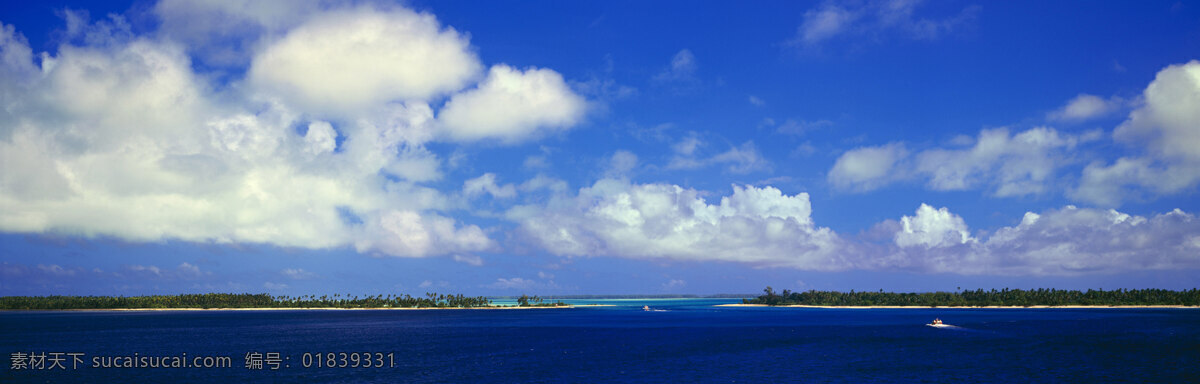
[0, 293, 566, 310]
[745, 287, 1200, 307]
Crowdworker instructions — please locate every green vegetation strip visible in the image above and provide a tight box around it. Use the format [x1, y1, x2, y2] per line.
[745, 287, 1200, 307]
[0, 293, 566, 310]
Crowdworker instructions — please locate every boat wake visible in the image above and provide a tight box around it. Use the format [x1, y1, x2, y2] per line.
[926, 318, 960, 329]
[926, 323, 960, 329]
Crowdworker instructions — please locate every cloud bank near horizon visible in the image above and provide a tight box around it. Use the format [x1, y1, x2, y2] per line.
[0, 1, 1198, 279]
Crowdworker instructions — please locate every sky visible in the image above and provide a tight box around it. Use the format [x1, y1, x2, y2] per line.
[1, 0, 1199, 296]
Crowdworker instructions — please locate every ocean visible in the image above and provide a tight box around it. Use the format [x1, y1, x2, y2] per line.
[2, 298, 1197, 383]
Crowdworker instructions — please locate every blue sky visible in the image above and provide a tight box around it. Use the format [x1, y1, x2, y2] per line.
[2, 1, 1199, 296]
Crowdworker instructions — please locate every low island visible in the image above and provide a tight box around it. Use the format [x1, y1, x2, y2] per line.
[724, 287, 1200, 308]
[0, 293, 568, 310]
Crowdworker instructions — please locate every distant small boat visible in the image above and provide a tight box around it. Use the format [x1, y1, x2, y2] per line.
[926, 318, 951, 328]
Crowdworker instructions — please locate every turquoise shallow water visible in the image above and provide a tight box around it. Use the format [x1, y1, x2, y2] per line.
[3, 298, 1198, 383]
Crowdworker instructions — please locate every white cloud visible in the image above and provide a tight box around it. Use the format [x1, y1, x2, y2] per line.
[775, 119, 833, 136]
[453, 254, 484, 266]
[828, 142, 908, 192]
[1073, 60, 1200, 206]
[711, 142, 771, 174]
[915, 127, 1089, 197]
[748, 95, 765, 106]
[60, 10, 135, 47]
[154, 0, 327, 67]
[249, 6, 481, 116]
[282, 268, 316, 280]
[1048, 93, 1121, 122]
[894, 204, 973, 248]
[0, 9, 537, 262]
[514, 180, 846, 269]
[523, 155, 548, 169]
[672, 134, 703, 156]
[418, 280, 433, 288]
[385, 145, 443, 182]
[519, 175, 569, 195]
[830, 127, 1094, 196]
[516, 182, 1184, 275]
[263, 282, 289, 291]
[438, 64, 587, 144]
[38, 264, 76, 276]
[797, 3, 858, 45]
[463, 173, 517, 199]
[605, 150, 639, 177]
[662, 279, 686, 289]
[883, 204, 1200, 275]
[178, 262, 203, 277]
[356, 211, 494, 258]
[668, 138, 770, 174]
[1114, 61, 1200, 162]
[486, 277, 538, 290]
[792, 141, 818, 158]
[793, 0, 978, 47]
[303, 121, 337, 155]
[1072, 158, 1200, 206]
[128, 265, 163, 276]
[653, 49, 697, 83]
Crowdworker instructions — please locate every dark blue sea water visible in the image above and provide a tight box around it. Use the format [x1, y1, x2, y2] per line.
[3, 299, 1198, 383]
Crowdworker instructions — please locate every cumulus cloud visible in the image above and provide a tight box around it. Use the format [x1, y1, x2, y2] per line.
[463, 173, 517, 199]
[793, 0, 979, 47]
[154, 0, 327, 67]
[513, 180, 846, 269]
[0, 2, 591, 261]
[438, 64, 587, 144]
[915, 127, 1094, 196]
[508, 177, 1200, 275]
[1048, 93, 1122, 122]
[303, 121, 338, 155]
[882, 204, 1200, 275]
[1073, 60, 1200, 206]
[249, 6, 481, 116]
[894, 204, 974, 249]
[830, 127, 1095, 196]
[828, 62, 1198, 204]
[605, 150, 639, 177]
[355, 210, 493, 258]
[828, 142, 908, 192]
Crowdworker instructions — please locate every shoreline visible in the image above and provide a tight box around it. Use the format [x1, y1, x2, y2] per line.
[715, 304, 1198, 309]
[0, 305, 612, 312]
